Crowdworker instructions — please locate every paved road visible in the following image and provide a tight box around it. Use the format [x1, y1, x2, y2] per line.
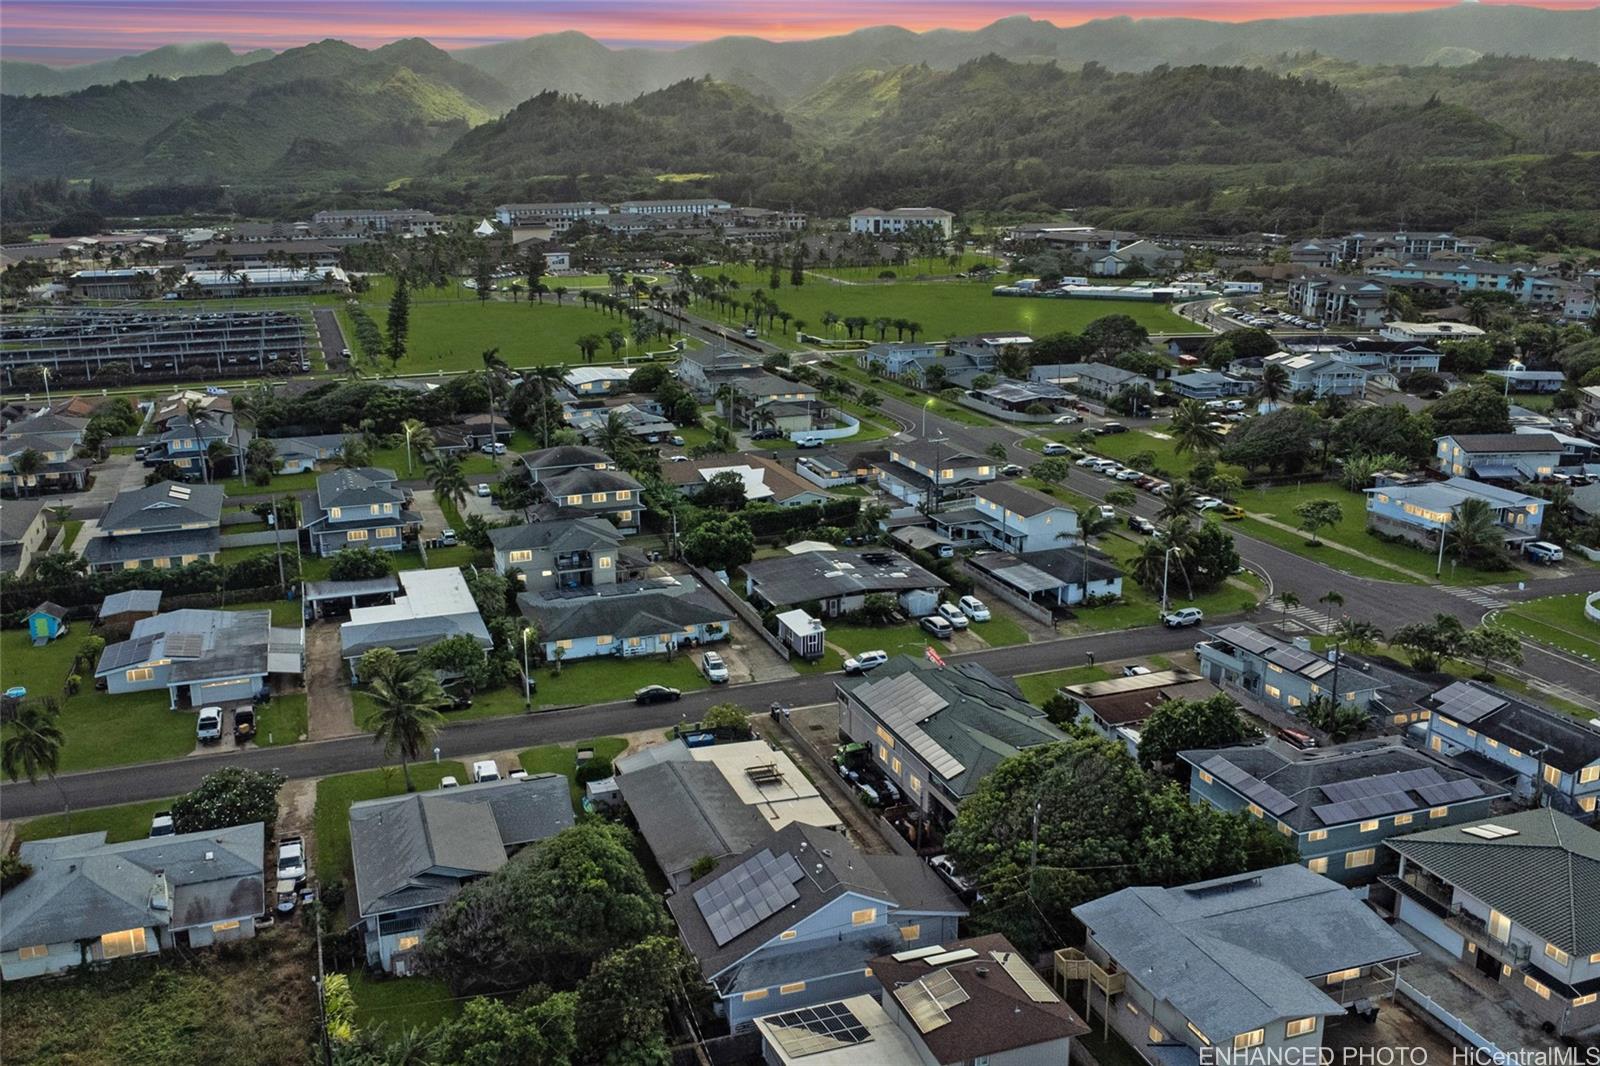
[312, 307, 349, 371]
[0, 626, 1199, 818]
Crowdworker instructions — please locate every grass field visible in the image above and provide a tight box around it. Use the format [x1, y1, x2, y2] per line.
[970, 611, 1032, 647]
[691, 269, 1190, 344]
[1072, 533, 1264, 632]
[1495, 593, 1600, 662]
[1016, 664, 1112, 706]
[518, 736, 629, 808]
[13, 796, 176, 845]
[347, 971, 460, 1032]
[256, 692, 308, 746]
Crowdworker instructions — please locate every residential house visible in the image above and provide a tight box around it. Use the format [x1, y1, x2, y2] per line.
[299, 467, 419, 557]
[1288, 337, 1443, 376]
[1364, 476, 1545, 547]
[1285, 274, 1388, 327]
[517, 578, 732, 662]
[0, 498, 48, 575]
[668, 822, 966, 1031]
[96, 589, 162, 628]
[723, 373, 824, 433]
[0, 823, 265, 981]
[753, 994, 926, 1066]
[562, 365, 636, 396]
[0, 409, 91, 495]
[1071, 864, 1418, 1063]
[1580, 385, 1600, 438]
[849, 207, 954, 238]
[1196, 624, 1388, 714]
[149, 392, 238, 477]
[1091, 239, 1182, 277]
[836, 656, 1068, 829]
[1165, 370, 1252, 400]
[521, 443, 615, 485]
[617, 738, 846, 886]
[951, 332, 1033, 366]
[84, 481, 223, 571]
[1381, 321, 1487, 344]
[1059, 668, 1219, 755]
[567, 401, 676, 443]
[744, 549, 946, 619]
[350, 775, 575, 974]
[339, 568, 492, 680]
[964, 547, 1124, 609]
[868, 934, 1090, 1065]
[968, 378, 1069, 413]
[1487, 368, 1566, 394]
[1419, 680, 1600, 820]
[674, 348, 764, 399]
[875, 441, 996, 509]
[538, 466, 645, 533]
[488, 516, 623, 590]
[1181, 737, 1504, 884]
[1031, 362, 1149, 401]
[1435, 432, 1562, 482]
[660, 453, 833, 508]
[929, 481, 1078, 554]
[1380, 809, 1599, 1037]
[1261, 351, 1374, 397]
[858, 341, 944, 380]
[94, 607, 303, 708]
[268, 433, 346, 474]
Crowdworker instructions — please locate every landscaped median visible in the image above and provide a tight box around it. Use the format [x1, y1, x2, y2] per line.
[1493, 593, 1600, 663]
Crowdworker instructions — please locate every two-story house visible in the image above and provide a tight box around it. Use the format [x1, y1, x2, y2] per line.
[561, 365, 636, 396]
[1364, 476, 1544, 548]
[836, 657, 1068, 833]
[1166, 370, 1252, 400]
[1195, 624, 1388, 715]
[1419, 680, 1599, 821]
[488, 516, 623, 590]
[1434, 432, 1562, 482]
[1180, 737, 1504, 885]
[1031, 362, 1148, 401]
[83, 481, 224, 571]
[1381, 810, 1599, 1037]
[674, 348, 764, 400]
[931, 481, 1079, 553]
[1579, 385, 1600, 438]
[723, 373, 824, 433]
[1058, 668, 1219, 756]
[875, 441, 996, 509]
[1261, 351, 1374, 398]
[1071, 864, 1418, 1064]
[858, 341, 944, 379]
[149, 392, 239, 478]
[0, 409, 91, 495]
[300, 467, 419, 556]
[521, 443, 615, 485]
[668, 822, 966, 1032]
[538, 466, 645, 534]
[349, 775, 575, 974]
[0, 498, 49, 576]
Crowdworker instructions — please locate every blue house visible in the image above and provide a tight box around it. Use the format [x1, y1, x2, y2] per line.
[1364, 476, 1545, 548]
[26, 602, 67, 645]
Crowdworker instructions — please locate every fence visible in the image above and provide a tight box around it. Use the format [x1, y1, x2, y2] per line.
[790, 411, 860, 442]
[955, 394, 1061, 424]
[1396, 977, 1509, 1063]
[689, 564, 792, 661]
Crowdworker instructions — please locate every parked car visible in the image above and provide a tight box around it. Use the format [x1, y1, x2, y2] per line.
[1075, 456, 1102, 468]
[667, 454, 690, 463]
[1098, 504, 1117, 521]
[1195, 497, 1224, 511]
[439, 775, 461, 788]
[232, 707, 256, 744]
[472, 760, 501, 783]
[855, 781, 882, 806]
[743, 326, 759, 338]
[1122, 665, 1153, 677]
[1135, 475, 1159, 490]
[1277, 727, 1319, 750]
[928, 854, 979, 900]
[936, 602, 970, 629]
[1217, 504, 1246, 520]
[958, 595, 991, 622]
[751, 429, 782, 441]
[276, 879, 299, 914]
[480, 442, 508, 455]
[1129, 515, 1157, 535]
[1099, 422, 1128, 434]
[999, 464, 1025, 477]
[843, 650, 889, 675]
[277, 836, 307, 885]
[920, 615, 955, 639]
[439, 528, 458, 546]
[701, 651, 729, 684]
[149, 811, 175, 837]
[509, 769, 530, 781]
[1042, 443, 1071, 456]
[1051, 414, 1081, 425]
[195, 706, 223, 744]
[669, 435, 685, 446]
[634, 684, 682, 704]
[1163, 607, 1205, 628]
[1115, 468, 1143, 481]
[476, 482, 492, 496]
[1525, 541, 1564, 565]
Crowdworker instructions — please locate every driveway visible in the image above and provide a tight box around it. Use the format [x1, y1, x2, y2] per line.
[409, 488, 448, 538]
[305, 622, 361, 739]
[460, 490, 514, 521]
[713, 620, 796, 684]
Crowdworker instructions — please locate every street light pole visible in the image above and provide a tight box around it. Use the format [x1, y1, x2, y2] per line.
[1161, 546, 1180, 617]
[1436, 523, 1447, 578]
[521, 627, 532, 712]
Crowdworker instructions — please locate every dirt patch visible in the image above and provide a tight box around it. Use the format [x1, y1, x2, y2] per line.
[305, 622, 360, 739]
[756, 709, 895, 856]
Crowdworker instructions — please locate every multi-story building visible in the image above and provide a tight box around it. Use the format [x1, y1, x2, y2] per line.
[1419, 680, 1600, 820]
[538, 466, 645, 533]
[1284, 274, 1388, 328]
[673, 347, 764, 399]
[493, 201, 610, 226]
[614, 198, 731, 217]
[0, 409, 90, 495]
[1379, 321, 1486, 344]
[1382, 809, 1600, 1038]
[1364, 475, 1545, 547]
[1260, 351, 1374, 397]
[0, 498, 48, 575]
[1285, 337, 1442, 376]
[930, 481, 1079, 553]
[1580, 385, 1600, 437]
[300, 468, 419, 556]
[487, 516, 623, 591]
[849, 207, 954, 239]
[1337, 231, 1484, 262]
[874, 441, 996, 509]
[1435, 432, 1562, 482]
[309, 208, 443, 234]
[1180, 737, 1504, 885]
[83, 481, 223, 571]
[1195, 624, 1388, 715]
[520, 443, 615, 486]
[1365, 258, 1544, 301]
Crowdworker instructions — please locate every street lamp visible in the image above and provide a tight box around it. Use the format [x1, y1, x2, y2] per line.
[521, 627, 533, 712]
[922, 397, 934, 437]
[1160, 545, 1183, 617]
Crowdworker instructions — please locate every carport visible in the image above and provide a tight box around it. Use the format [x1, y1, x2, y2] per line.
[303, 576, 400, 620]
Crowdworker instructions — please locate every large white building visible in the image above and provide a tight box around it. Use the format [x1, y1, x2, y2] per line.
[849, 207, 954, 238]
[494, 201, 611, 226]
[614, 198, 731, 216]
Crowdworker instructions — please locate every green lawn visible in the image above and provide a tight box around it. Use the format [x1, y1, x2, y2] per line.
[226, 598, 304, 626]
[692, 271, 1190, 346]
[1067, 534, 1263, 632]
[971, 611, 1031, 648]
[826, 358, 997, 427]
[313, 761, 468, 916]
[518, 737, 630, 808]
[791, 646, 847, 674]
[0, 629, 197, 772]
[346, 971, 460, 1033]
[822, 622, 938, 657]
[257, 692, 308, 746]
[1090, 428, 1246, 482]
[367, 443, 498, 481]
[1496, 594, 1600, 661]
[1016, 664, 1112, 706]
[14, 796, 176, 845]
[224, 469, 319, 497]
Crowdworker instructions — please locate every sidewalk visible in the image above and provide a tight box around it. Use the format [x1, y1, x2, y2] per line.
[1246, 511, 1429, 582]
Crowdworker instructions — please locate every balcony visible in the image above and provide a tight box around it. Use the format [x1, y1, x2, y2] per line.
[1054, 948, 1126, 997]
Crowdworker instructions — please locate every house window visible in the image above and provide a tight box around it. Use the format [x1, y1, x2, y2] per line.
[1324, 967, 1360, 984]
[596, 635, 612, 646]
[1486, 738, 1499, 749]
[618, 511, 632, 523]
[742, 989, 768, 1002]
[1545, 943, 1570, 966]
[369, 504, 381, 515]
[1573, 993, 1598, 1008]
[1287, 694, 1303, 708]
[1345, 849, 1376, 869]
[1524, 976, 1551, 1000]
[1198, 770, 1214, 785]
[616, 490, 632, 501]
[909, 775, 921, 793]
[1581, 797, 1597, 813]
[1359, 820, 1379, 833]
[126, 668, 154, 683]
[851, 908, 877, 926]
[181, 555, 198, 565]
[1509, 747, 1523, 758]
[99, 929, 148, 959]
[346, 529, 368, 542]
[567, 495, 583, 505]
[1307, 829, 1328, 842]
[375, 528, 396, 539]
[900, 925, 921, 941]
[1278, 821, 1292, 836]
[1264, 684, 1282, 700]
[396, 935, 420, 952]
[1186, 1022, 1211, 1046]
[1247, 804, 1264, 818]
[1234, 1029, 1265, 1050]
[1148, 1025, 1165, 1044]
[590, 492, 606, 504]
[1286, 1017, 1317, 1038]
[329, 507, 342, 519]
[598, 556, 612, 569]
[891, 757, 902, 775]
[1489, 910, 1511, 943]
[1308, 857, 1329, 874]
[153, 557, 170, 569]
[1394, 814, 1413, 826]
[1580, 766, 1599, 784]
[1430, 807, 1448, 819]
[779, 930, 797, 941]
[779, 982, 806, 995]
[383, 503, 394, 514]
[509, 550, 533, 563]
[212, 920, 240, 933]
[555, 640, 573, 650]
[875, 726, 895, 748]
[627, 637, 641, 648]
[878, 744, 888, 762]
[1543, 765, 1562, 787]
[17, 945, 47, 961]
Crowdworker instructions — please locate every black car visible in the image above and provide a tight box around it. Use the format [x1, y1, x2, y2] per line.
[1099, 422, 1128, 434]
[750, 428, 782, 440]
[634, 685, 682, 705]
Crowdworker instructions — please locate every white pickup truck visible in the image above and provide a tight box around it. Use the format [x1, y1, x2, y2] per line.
[276, 836, 307, 886]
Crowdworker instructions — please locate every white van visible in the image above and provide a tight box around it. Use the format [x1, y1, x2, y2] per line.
[1524, 541, 1564, 565]
[472, 760, 501, 783]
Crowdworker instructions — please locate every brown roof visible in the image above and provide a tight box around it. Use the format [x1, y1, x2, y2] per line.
[1079, 679, 1221, 728]
[871, 933, 1088, 1060]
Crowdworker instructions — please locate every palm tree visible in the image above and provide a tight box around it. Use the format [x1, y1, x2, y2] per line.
[1278, 591, 1301, 630]
[594, 411, 638, 464]
[481, 347, 509, 452]
[1333, 617, 1383, 653]
[11, 448, 43, 497]
[361, 655, 447, 792]
[3, 700, 68, 828]
[1448, 498, 1500, 565]
[185, 398, 213, 483]
[1169, 399, 1222, 456]
[428, 455, 469, 515]
[401, 419, 435, 474]
[525, 365, 566, 449]
[1068, 506, 1116, 605]
[1255, 363, 1291, 407]
[1318, 590, 1344, 627]
[1158, 478, 1201, 523]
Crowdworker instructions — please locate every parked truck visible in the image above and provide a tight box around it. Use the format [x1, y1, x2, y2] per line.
[276, 836, 306, 886]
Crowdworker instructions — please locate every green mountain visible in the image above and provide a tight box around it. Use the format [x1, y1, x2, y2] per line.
[1, 39, 512, 182]
[0, 42, 272, 97]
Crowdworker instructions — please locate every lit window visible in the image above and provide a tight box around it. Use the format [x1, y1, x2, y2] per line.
[1572, 992, 1597, 1007]
[618, 511, 632, 522]
[779, 930, 797, 941]
[1489, 910, 1511, 943]
[1524, 975, 1551, 1000]
[346, 529, 368, 542]
[1286, 1017, 1316, 1038]
[1287, 695, 1303, 708]
[1234, 1029, 1265, 1050]
[1394, 814, 1413, 826]
[555, 639, 573, 650]
[17, 945, 47, 961]
[1345, 849, 1376, 869]
[566, 494, 583, 505]
[616, 490, 632, 501]
[1324, 967, 1360, 984]
[1148, 1025, 1165, 1043]
[329, 507, 342, 519]
[1430, 807, 1447, 819]
[212, 920, 241, 933]
[1486, 738, 1499, 749]
[126, 668, 154, 683]
[1580, 767, 1599, 784]
[909, 776, 921, 793]
[780, 981, 806, 995]
[1544, 943, 1570, 966]
[1509, 747, 1523, 758]
[509, 550, 533, 563]
[891, 757, 902, 775]
[878, 745, 888, 762]
[99, 929, 148, 959]
[383, 503, 393, 514]
[1247, 804, 1263, 818]
[1543, 765, 1562, 787]
[1581, 797, 1597, 813]
[900, 925, 921, 941]
[597, 556, 612, 569]
[1279, 822, 1292, 836]
[153, 557, 170, 569]
[1308, 857, 1329, 874]
[1307, 829, 1328, 842]
[369, 504, 381, 515]
[375, 527, 396, 539]
[742, 989, 768, 1002]
[851, 908, 877, 926]
[1359, 820, 1379, 833]
[590, 492, 606, 503]
[875, 726, 895, 748]
[1198, 770, 1214, 785]
[1186, 1022, 1211, 1046]
[1264, 684, 1281, 699]
[396, 935, 420, 951]
[595, 635, 612, 646]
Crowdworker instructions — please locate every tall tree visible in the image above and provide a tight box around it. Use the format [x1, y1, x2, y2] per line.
[385, 275, 410, 372]
[360, 653, 446, 792]
[2, 701, 68, 828]
[1138, 694, 1258, 773]
[428, 455, 470, 517]
[1169, 399, 1223, 456]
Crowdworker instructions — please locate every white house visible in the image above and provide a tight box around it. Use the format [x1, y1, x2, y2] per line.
[849, 207, 953, 238]
[931, 481, 1078, 554]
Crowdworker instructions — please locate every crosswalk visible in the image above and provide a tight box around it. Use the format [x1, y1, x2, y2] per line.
[1276, 605, 1337, 634]
[1440, 585, 1510, 610]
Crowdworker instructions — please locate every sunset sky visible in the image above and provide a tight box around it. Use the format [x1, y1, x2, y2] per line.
[2, 0, 1590, 64]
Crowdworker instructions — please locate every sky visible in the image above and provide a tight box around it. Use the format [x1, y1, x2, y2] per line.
[1, 0, 1590, 64]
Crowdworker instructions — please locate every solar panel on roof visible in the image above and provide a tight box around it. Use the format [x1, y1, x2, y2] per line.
[923, 969, 971, 1011]
[1415, 778, 1482, 805]
[692, 848, 806, 947]
[891, 945, 948, 962]
[163, 632, 205, 659]
[1320, 768, 1444, 804]
[1433, 682, 1508, 725]
[1241, 778, 1298, 817]
[1217, 626, 1277, 655]
[923, 948, 980, 967]
[763, 1001, 874, 1058]
[992, 951, 1059, 1004]
[895, 980, 952, 1033]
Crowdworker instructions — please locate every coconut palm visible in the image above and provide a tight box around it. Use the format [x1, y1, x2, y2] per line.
[1158, 478, 1201, 523]
[185, 398, 213, 482]
[1318, 590, 1345, 627]
[361, 655, 447, 792]
[1333, 617, 1383, 653]
[428, 455, 470, 515]
[593, 411, 639, 465]
[524, 365, 566, 449]
[401, 419, 435, 474]
[1169, 399, 1223, 456]
[1066, 506, 1116, 605]
[1277, 590, 1301, 630]
[3, 700, 69, 828]
[1448, 497, 1501, 565]
[1255, 363, 1291, 407]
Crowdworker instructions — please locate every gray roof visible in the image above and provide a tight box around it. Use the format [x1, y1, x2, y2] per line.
[888, 440, 985, 469]
[94, 608, 281, 683]
[743, 549, 946, 608]
[519, 584, 731, 643]
[522, 444, 613, 474]
[0, 498, 45, 544]
[542, 466, 643, 498]
[1421, 681, 1600, 774]
[488, 516, 622, 555]
[302, 576, 401, 601]
[839, 657, 1067, 798]
[98, 481, 224, 533]
[83, 526, 220, 565]
[349, 775, 574, 917]
[313, 467, 403, 512]
[969, 547, 1121, 590]
[98, 589, 163, 618]
[971, 481, 1070, 518]
[1441, 433, 1562, 454]
[617, 760, 771, 881]
[2, 823, 265, 950]
[1072, 864, 1417, 1039]
[1179, 738, 1506, 832]
[1386, 809, 1600, 957]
